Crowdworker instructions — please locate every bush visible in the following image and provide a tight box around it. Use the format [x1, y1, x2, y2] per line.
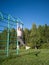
[40, 43, 49, 49]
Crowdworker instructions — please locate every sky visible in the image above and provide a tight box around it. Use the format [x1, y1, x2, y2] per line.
[0, 0, 49, 29]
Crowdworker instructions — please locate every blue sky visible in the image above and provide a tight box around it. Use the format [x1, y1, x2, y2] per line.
[0, 0, 49, 29]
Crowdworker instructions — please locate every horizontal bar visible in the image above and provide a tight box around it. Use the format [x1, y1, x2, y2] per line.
[0, 19, 17, 27]
[0, 40, 7, 42]
[9, 15, 23, 25]
[4, 17, 24, 25]
[10, 36, 17, 38]
[0, 30, 8, 33]
[0, 29, 16, 32]
[0, 30, 4, 31]
[0, 20, 8, 24]
[0, 17, 23, 25]
[0, 40, 17, 42]
[0, 25, 8, 28]
[9, 23, 16, 27]
[0, 11, 24, 25]
[0, 24, 16, 28]
[0, 50, 6, 52]
[0, 45, 6, 46]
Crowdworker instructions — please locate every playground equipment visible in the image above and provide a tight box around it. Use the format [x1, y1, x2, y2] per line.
[0, 11, 23, 57]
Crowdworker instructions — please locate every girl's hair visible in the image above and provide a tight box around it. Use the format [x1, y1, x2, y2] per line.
[18, 27, 22, 31]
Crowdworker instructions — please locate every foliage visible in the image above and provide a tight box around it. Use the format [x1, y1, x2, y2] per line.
[0, 23, 49, 49]
[23, 23, 49, 49]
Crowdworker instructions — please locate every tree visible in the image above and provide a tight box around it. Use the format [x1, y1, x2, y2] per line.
[0, 28, 7, 49]
[43, 24, 49, 43]
[24, 28, 30, 44]
[30, 23, 37, 48]
[9, 28, 16, 49]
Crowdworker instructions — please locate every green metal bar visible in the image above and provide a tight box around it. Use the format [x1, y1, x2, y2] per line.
[16, 22, 23, 55]
[0, 11, 23, 25]
[3, 17, 24, 25]
[16, 23, 19, 55]
[0, 40, 7, 42]
[6, 15, 10, 57]
[0, 12, 3, 20]
[17, 40, 19, 55]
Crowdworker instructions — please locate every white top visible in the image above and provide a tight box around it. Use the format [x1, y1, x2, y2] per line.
[17, 29, 22, 37]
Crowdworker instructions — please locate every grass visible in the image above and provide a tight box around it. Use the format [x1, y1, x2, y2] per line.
[0, 49, 49, 65]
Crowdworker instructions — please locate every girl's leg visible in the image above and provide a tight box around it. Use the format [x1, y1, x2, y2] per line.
[17, 37, 26, 46]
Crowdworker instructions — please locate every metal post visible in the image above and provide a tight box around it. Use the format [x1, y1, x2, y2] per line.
[16, 23, 19, 55]
[6, 15, 10, 57]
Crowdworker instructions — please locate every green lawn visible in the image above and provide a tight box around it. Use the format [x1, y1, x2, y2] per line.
[0, 49, 49, 65]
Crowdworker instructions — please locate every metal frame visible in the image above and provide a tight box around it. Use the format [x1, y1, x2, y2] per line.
[0, 11, 23, 57]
